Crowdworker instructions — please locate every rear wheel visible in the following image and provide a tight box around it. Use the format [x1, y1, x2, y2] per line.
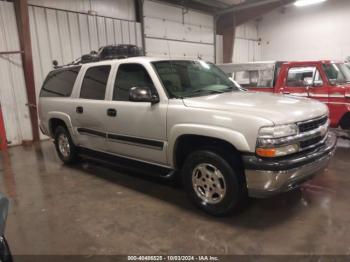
[54, 126, 78, 164]
[182, 150, 247, 216]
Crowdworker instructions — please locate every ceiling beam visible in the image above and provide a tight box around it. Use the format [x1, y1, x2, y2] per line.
[156, 0, 220, 13]
[217, 0, 292, 15]
[190, 0, 230, 9]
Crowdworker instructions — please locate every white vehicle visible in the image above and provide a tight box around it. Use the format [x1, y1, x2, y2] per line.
[38, 57, 336, 216]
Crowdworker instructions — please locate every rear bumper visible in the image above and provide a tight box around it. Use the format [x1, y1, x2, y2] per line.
[243, 132, 337, 198]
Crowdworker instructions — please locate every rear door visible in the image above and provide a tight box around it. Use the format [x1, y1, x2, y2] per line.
[72, 64, 112, 150]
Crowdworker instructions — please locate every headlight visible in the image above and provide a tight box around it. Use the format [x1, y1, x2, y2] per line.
[258, 124, 298, 138]
[256, 124, 299, 158]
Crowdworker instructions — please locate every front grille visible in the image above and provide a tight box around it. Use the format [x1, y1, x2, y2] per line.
[297, 115, 329, 151]
[298, 116, 328, 133]
[300, 136, 323, 149]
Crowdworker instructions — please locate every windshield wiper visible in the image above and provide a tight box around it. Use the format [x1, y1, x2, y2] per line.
[192, 89, 225, 94]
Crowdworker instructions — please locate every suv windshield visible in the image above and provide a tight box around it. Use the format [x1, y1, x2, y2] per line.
[153, 60, 241, 98]
[323, 63, 350, 85]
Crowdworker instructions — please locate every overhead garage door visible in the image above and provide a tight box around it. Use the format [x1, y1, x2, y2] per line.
[143, 0, 215, 62]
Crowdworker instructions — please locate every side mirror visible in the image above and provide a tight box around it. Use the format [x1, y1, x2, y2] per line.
[329, 79, 337, 86]
[129, 87, 159, 104]
[313, 80, 323, 87]
[303, 77, 313, 86]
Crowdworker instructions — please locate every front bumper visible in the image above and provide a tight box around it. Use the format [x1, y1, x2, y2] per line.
[243, 132, 337, 198]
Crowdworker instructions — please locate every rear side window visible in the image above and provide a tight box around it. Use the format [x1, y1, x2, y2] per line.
[40, 66, 81, 97]
[80, 65, 111, 100]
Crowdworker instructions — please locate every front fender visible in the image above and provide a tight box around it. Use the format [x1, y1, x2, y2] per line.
[167, 124, 251, 167]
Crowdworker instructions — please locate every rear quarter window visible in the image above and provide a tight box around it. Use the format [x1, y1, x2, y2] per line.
[40, 66, 81, 97]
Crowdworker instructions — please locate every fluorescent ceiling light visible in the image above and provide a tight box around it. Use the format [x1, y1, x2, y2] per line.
[294, 0, 327, 7]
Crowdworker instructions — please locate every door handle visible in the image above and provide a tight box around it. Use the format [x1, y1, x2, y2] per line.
[76, 106, 83, 114]
[283, 91, 290, 95]
[107, 108, 117, 117]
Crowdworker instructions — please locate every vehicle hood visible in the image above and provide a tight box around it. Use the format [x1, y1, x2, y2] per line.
[182, 91, 328, 125]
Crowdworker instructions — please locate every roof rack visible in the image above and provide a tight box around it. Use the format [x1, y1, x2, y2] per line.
[53, 44, 144, 69]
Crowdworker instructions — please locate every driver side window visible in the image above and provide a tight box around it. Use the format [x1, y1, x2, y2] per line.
[286, 66, 323, 87]
[113, 64, 155, 101]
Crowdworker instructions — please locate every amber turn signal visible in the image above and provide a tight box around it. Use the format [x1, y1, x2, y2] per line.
[256, 148, 276, 157]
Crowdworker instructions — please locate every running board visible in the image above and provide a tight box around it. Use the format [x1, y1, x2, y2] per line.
[78, 147, 175, 178]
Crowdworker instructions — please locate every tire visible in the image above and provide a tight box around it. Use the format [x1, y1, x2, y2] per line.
[340, 114, 350, 130]
[54, 125, 78, 164]
[182, 150, 247, 216]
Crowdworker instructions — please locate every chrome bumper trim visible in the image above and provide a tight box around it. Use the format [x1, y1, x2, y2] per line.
[245, 133, 337, 198]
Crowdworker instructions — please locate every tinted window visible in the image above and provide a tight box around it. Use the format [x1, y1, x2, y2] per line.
[80, 66, 111, 100]
[287, 67, 316, 87]
[40, 67, 81, 97]
[113, 64, 154, 101]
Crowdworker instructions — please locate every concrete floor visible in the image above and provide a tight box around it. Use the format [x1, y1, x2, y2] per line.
[0, 133, 349, 255]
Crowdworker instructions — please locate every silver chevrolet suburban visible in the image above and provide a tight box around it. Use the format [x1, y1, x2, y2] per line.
[38, 57, 337, 216]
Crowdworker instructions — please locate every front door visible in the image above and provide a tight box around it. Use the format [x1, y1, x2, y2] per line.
[306, 65, 329, 105]
[282, 66, 318, 98]
[105, 63, 168, 166]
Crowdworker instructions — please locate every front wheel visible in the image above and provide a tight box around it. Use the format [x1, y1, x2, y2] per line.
[54, 126, 78, 164]
[182, 150, 247, 216]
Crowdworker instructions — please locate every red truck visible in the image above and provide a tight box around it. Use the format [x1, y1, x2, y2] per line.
[219, 61, 350, 130]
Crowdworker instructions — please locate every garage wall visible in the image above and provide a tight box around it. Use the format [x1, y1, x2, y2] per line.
[28, 5, 142, 107]
[258, 0, 350, 61]
[28, 0, 135, 21]
[0, 1, 33, 146]
[233, 21, 261, 63]
[143, 0, 215, 62]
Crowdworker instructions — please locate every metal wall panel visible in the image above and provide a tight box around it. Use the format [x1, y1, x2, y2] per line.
[143, 0, 215, 62]
[145, 38, 214, 62]
[233, 22, 261, 63]
[28, 0, 136, 21]
[121, 20, 130, 44]
[0, 1, 33, 145]
[233, 38, 261, 63]
[28, 5, 143, 107]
